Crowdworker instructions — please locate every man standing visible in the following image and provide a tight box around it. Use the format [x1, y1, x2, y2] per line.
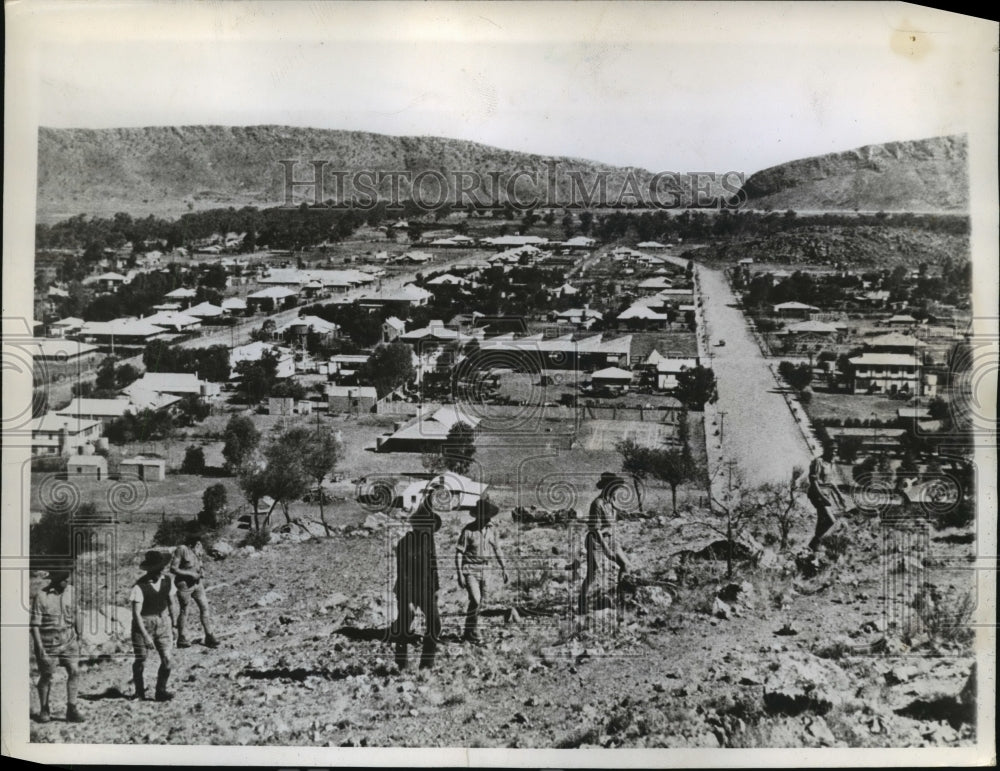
[170, 533, 219, 649]
[391, 495, 443, 670]
[455, 498, 508, 645]
[807, 446, 848, 552]
[578, 472, 632, 615]
[30, 569, 84, 723]
[131, 550, 178, 701]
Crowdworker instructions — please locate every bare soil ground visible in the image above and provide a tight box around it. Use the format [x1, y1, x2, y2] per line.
[26, 495, 978, 748]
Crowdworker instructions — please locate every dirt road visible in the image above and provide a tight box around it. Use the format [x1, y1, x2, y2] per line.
[696, 267, 813, 486]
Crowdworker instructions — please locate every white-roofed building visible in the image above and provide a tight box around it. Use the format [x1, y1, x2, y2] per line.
[377, 405, 481, 453]
[773, 301, 820, 319]
[247, 286, 299, 312]
[142, 311, 202, 332]
[229, 342, 296, 379]
[848, 352, 922, 395]
[31, 413, 103, 456]
[186, 302, 225, 319]
[78, 318, 169, 347]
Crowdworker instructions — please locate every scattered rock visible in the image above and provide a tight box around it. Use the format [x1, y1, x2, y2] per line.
[362, 512, 389, 531]
[712, 598, 732, 620]
[208, 541, 235, 559]
[255, 590, 286, 607]
[763, 651, 852, 715]
[774, 622, 798, 636]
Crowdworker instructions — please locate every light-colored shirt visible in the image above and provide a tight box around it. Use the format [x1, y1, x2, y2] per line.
[456, 523, 499, 569]
[30, 585, 77, 651]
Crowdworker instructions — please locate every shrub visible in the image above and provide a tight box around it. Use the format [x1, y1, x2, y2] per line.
[181, 446, 206, 475]
[32, 456, 67, 473]
[935, 496, 974, 530]
[241, 526, 272, 550]
[199, 483, 228, 528]
[153, 516, 201, 547]
[31, 503, 102, 557]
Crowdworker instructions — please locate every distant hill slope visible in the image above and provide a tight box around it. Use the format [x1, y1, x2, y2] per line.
[738, 135, 968, 213]
[36, 125, 687, 222]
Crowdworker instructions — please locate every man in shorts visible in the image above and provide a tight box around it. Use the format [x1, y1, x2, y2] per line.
[807, 446, 848, 552]
[170, 533, 219, 648]
[30, 569, 84, 723]
[131, 550, 178, 701]
[578, 472, 632, 615]
[455, 498, 508, 645]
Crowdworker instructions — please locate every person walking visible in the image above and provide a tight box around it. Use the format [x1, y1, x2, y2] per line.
[391, 495, 443, 670]
[130, 550, 178, 701]
[578, 472, 632, 615]
[170, 533, 219, 649]
[807, 446, 848, 552]
[455, 498, 508, 645]
[30, 569, 84, 723]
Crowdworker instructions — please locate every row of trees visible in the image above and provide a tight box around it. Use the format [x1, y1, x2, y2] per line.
[615, 408, 695, 513]
[142, 341, 231, 382]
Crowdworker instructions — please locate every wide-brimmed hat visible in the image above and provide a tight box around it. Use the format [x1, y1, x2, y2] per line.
[473, 498, 500, 521]
[596, 471, 627, 491]
[139, 550, 171, 572]
[46, 569, 71, 585]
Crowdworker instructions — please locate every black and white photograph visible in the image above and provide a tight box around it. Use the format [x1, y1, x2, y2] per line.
[2, 1, 997, 765]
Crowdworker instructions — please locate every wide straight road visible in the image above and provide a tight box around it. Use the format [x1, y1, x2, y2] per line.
[695, 266, 813, 487]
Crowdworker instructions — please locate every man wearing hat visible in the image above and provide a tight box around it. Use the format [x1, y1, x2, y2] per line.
[578, 472, 632, 615]
[130, 550, 178, 701]
[455, 497, 508, 645]
[30, 569, 84, 723]
[391, 493, 443, 670]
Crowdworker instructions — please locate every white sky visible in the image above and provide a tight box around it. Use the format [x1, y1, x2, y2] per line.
[12, 1, 999, 174]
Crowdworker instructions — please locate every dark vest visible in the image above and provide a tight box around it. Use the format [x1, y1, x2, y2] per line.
[136, 575, 173, 616]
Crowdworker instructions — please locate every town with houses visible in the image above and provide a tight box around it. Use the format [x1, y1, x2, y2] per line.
[21, 177, 982, 751]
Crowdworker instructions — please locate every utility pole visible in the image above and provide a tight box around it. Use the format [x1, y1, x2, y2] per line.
[718, 411, 727, 443]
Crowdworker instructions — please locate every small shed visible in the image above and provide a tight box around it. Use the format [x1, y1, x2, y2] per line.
[119, 455, 166, 482]
[591, 367, 634, 390]
[328, 386, 377, 414]
[68, 455, 108, 480]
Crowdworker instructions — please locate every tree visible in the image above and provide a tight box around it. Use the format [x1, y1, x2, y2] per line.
[753, 467, 805, 550]
[777, 361, 812, 392]
[675, 365, 718, 410]
[442, 422, 476, 475]
[181, 445, 206, 475]
[176, 395, 211, 427]
[199, 483, 228, 528]
[704, 465, 760, 579]
[235, 349, 279, 405]
[358, 341, 415, 398]
[260, 427, 314, 529]
[927, 396, 950, 422]
[653, 448, 695, 514]
[615, 438, 653, 513]
[299, 421, 343, 536]
[222, 415, 261, 472]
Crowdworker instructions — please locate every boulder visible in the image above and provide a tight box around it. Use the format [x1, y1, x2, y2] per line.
[362, 512, 389, 531]
[712, 598, 732, 620]
[763, 651, 852, 715]
[208, 541, 235, 559]
[255, 590, 286, 607]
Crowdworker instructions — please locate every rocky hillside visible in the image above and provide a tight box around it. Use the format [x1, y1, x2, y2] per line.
[28, 505, 977, 748]
[738, 136, 968, 213]
[36, 126, 684, 221]
[689, 224, 970, 269]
